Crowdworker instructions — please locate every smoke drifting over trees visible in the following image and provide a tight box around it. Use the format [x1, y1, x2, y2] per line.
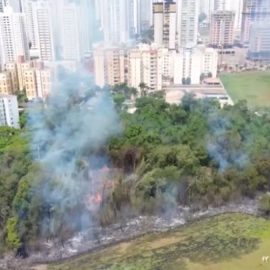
[1, 80, 270, 253]
[13, 69, 121, 245]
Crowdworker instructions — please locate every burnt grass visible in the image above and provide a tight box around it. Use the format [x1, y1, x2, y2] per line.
[49, 213, 269, 270]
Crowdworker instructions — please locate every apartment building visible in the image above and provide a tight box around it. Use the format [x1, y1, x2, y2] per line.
[0, 6, 29, 68]
[210, 11, 235, 47]
[0, 94, 19, 128]
[153, 1, 177, 50]
[0, 72, 12, 95]
[93, 46, 127, 88]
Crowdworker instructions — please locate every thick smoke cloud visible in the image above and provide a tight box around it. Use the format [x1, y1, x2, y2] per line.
[27, 68, 121, 236]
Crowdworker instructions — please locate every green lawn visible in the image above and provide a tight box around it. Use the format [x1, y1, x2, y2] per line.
[220, 72, 270, 108]
[48, 214, 270, 270]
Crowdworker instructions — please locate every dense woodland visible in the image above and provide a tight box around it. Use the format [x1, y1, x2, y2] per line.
[0, 88, 270, 254]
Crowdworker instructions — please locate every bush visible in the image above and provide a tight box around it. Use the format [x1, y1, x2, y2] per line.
[6, 217, 21, 249]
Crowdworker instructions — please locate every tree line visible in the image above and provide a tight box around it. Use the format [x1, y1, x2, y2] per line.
[0, 90, 270, 254]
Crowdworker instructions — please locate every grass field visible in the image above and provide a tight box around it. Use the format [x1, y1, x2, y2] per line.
[48, 214, 270, 270]
[220, 72, 270, 108]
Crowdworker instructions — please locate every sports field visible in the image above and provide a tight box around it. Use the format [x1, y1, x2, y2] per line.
[220, 72, 270, 108]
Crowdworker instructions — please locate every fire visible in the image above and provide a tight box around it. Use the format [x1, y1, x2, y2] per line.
[84, 166, 116, 211]
[87, 193, 102, 205]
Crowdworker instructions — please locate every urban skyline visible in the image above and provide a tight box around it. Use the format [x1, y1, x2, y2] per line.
[0, 0, 269, 107]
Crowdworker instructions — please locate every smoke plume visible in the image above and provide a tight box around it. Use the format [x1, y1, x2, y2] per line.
[207, 112, 248, 171]
[27, 68, 121, 237]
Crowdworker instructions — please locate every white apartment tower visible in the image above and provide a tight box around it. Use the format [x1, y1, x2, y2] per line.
[60, 3, 81, 61]
[0, 95, 19, 128]
[101, 0, 130, 45]
[0, 7, 29, 68]
[153, 1, 177, 50]
[177, 0, 199, 48]
[173, 46, 218, 85]
[31, 0, 55, 61]
[77, 0, 95, 53]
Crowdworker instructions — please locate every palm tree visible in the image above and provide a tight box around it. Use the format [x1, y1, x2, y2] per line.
[139, 82, 148, 97]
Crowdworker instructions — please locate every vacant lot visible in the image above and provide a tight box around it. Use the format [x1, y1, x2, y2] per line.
[221, 72, 270, 108]
[48, 214, 270, 270]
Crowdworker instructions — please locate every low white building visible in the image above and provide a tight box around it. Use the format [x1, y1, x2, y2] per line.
[0, 95, 19, 128]
[173, 46, 218, 85]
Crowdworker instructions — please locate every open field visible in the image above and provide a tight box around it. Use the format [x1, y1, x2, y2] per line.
[220, 72, 270, 108]
[48, 214, 270, 270]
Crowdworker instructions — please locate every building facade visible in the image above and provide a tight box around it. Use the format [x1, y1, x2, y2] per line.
[0, 72, 12, 94]
[241, 0, 270, 45]
[93, 46, 127, 88]
[248, 22, 270, 60]
[0, 7, 29, 68]
[0, 94, 19, 128]
[31, 0, 55, 61]
[177, 0, 199, 48]
[210, 11, 235, 47]
[94, 43, 218, 91]
[173, 46, 218, 85]
[153, 1, 177, 50]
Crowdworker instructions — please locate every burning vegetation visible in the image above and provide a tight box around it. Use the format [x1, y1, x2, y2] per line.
[0, 71, 270, 261]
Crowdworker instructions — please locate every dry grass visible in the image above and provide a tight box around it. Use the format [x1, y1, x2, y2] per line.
[48, 214, 270, 270]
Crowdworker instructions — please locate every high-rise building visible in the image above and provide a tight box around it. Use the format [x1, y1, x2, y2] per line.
[248, 22, 270, 60]
[233, 0, 243, 32]
[77, 0, 96, 53]
[100, 0, 131, 45]
[0, 6, 29, 68]
[210, 10, 235, 47]
[177, 0, 199, 48]
[59, 2, 81, 61]
[138, 0, 152, 33]
[31, 0, 55, 61]
[153, 1, 177, 50]
[153, 2, 163, 46]
[128, 44, 165, 91]
[0, 95, 19, 128]
[241, 0, 270, 45]
[128, 0, 138, 37]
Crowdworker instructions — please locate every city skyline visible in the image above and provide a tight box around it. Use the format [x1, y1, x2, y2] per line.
[0, 0, 269, 102]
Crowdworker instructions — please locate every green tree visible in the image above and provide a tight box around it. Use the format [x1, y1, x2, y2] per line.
[6, 217, 21, 249]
